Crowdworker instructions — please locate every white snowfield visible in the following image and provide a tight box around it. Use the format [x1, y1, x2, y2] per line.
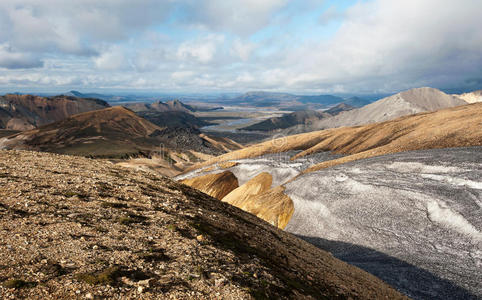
[179, 147, 482, 299]
[284, 148, 481, 299]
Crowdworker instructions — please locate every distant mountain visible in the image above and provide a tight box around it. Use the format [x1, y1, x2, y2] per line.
[284, 87, 466, 134]
[64, 90, 139, 103]
[125, 99, 194, 113]
[137, 111, 211, 128]
[65, 90, 109, 99]
[241, 103, 353, 132]
[324, 103, 355, 115]
[341, 96, 372, 108]
[123, 99, 213, 129]
[229, 91, 344, 107]
[242, 110, 331, 132]
[0, 94, 109, 131]
[298, 94, 344, 105]
[0, 106, 240, 158]
[456, 90, 482, 103]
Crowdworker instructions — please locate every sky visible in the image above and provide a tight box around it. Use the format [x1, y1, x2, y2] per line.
[0, 0, 482, 94]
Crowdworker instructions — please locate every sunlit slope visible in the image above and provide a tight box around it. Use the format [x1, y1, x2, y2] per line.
[222, 173, 294, 229]
[190, 103, 482, 172]
[180, 171, 239, 200]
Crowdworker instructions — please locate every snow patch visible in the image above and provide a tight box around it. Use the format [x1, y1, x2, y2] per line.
[426, 200, 482, 241]
[421, 174, 482, 189]
[386, 162, 462, 174]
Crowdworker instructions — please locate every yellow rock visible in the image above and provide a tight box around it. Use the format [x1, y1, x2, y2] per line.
[222, 173, 294, 229]
[181, 171, 239, 200]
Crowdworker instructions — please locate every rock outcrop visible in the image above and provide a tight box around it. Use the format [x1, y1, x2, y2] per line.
[181, 171, 239, 200]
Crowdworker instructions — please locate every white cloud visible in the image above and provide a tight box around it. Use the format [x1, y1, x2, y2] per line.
[177, 35, 225, 64]
[94, 47, 128, 71]
[0, 0, 481, 93]
[276, 0, 482, 92]
[182, 0, 288, 36]
[231, 38, 256, 61]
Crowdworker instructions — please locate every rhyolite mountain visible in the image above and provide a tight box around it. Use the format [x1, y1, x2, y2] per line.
[124, 100, 213, 129]
[456, 89, 482, 103]
[241, 103, 354, 132]
[0, 106, 240, 158]
[180, 103, 482, 299]
[0, 94, 109, 131]
[282, 87, 467, 134]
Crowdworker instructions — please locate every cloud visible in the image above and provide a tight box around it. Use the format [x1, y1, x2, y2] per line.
[180, 0, 288, 36]
[231, 38, 256, 61]
[176, 35, 225, 64]
[94, 47, 129, 71]
[0, 44, 43, 69]
[276, 0, 482, 92]
[0, 0, 482, 93]
[318, 6, 345, 25]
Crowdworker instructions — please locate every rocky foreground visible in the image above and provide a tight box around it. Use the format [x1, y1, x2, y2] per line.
[0, 150, 406, 299]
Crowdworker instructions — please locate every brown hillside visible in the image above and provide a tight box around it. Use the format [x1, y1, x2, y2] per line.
[0, 150, 407, 299]
[0, 107, 242, 159]
[181, 171, 239, 200]
[190, 103, 482, 172]
[0, 94, 109, 130]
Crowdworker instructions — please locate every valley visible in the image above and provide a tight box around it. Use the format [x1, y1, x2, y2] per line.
[0, 87, 481, 299]
[2, 2, 482, 299]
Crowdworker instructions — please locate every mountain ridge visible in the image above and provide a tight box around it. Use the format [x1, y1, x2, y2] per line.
[0, 94, 109, 131]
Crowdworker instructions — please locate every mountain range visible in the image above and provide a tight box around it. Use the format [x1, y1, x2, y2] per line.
[241, 103, 354, 132]
[0, 94, 109, 130]
[0, 106, 240, 160]
[243, 87, 466, 134]
[179, 101, 482, 299]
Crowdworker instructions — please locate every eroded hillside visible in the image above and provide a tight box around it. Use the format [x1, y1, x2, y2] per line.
[0, 150, 406, 299]
[189, 102, 482, 172]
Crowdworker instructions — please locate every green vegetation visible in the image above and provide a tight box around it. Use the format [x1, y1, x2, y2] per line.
[118, 213, 148, 225]
[75, 267, 122, 285]
[137, 248, 170, 262]
[100, 201, 128, 209]
[2, 279, 37, 289]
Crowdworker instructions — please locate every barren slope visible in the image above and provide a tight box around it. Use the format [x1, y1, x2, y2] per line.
[189, 103, 482, 172]
[0, 94, 109, 130]
[0, 150, 406, 299]
[456, 90, 482, 103]
[285, 87, 466, 133]
[0, 107, 242, 159]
